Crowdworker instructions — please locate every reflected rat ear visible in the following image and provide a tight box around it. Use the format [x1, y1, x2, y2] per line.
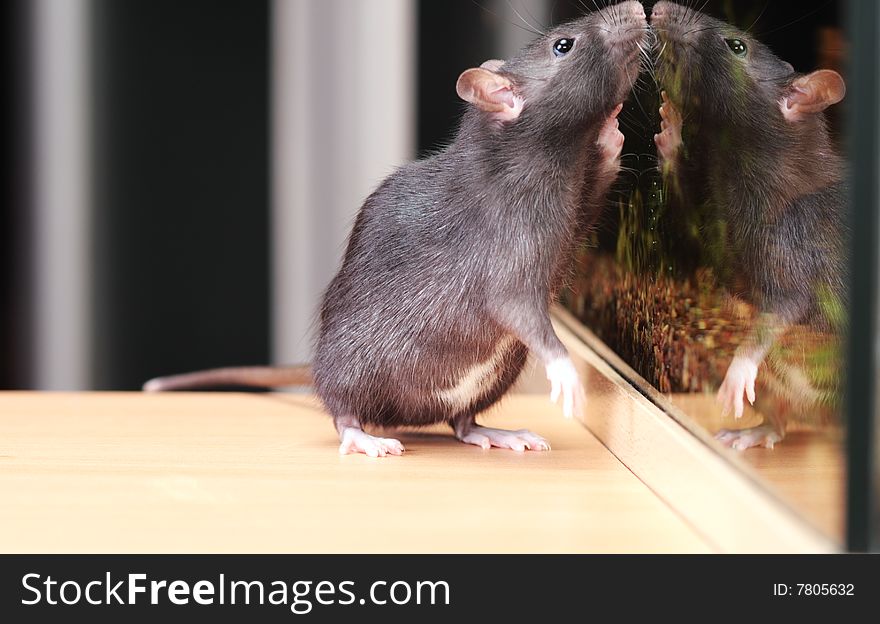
[456, 67, 523, 122]
[781, 70, 846, 122]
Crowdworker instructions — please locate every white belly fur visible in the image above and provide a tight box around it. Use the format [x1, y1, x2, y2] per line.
[436, 335, 516, 412]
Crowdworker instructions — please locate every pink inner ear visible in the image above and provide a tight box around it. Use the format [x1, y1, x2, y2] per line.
[789, 85, 809, 100]
[491, 86, 515, 109]
[781, 71, 845, 122]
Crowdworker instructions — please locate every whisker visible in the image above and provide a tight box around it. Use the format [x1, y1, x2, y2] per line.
[521, 0, 550, 32]
[686, 0, 710, 28]
[744, 1, 769, 34]
[506, 0, 547, 36]
[470, 0, 545, 38]
[624, 61, 652, 124]
[589, 0, 609, 25]
[753, 0, 834, 38]
[682, 25, 728, 37]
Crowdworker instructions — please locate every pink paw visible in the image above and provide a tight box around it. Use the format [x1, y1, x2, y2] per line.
[717, 355, 759, 419]
[338, 428, 405, 458]
[546, 357, 585, 419]
[459, 426, 551, 452]
[716, 425, 783, 451]
[597, 103, 625, 173]
[654, 91, 682, 171]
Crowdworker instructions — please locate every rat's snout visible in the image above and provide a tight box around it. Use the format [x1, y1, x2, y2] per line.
[650, 1, 672, 24]
[618, 0, 646, 20]
[649, 1, 692, 43]
[610, 0, 647, 26]
[598, 1, 648, 63]
[600, 1, 647, 43]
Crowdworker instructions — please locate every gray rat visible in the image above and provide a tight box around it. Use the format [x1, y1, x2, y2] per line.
[144, 2, 648, 457]
[650, 1, 847, 449]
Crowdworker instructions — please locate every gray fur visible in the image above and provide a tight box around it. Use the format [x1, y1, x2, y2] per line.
[316, 4, 647, 432]
[144, 3, 649, 444]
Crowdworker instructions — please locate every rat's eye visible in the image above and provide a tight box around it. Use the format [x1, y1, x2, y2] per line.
[725, 39, 748, 58]
[553, 38, 575, 57]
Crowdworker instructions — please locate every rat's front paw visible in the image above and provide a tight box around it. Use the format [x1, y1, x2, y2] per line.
[546, 357, 585, 419]
[716, 356, 759, 419]
[597, 103, 625, 173]
[654, 91, 682, 171]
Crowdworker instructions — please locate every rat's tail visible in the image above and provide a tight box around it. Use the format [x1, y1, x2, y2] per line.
[142, 365, 313, 392]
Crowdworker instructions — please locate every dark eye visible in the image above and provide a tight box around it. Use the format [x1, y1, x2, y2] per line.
[725, 39, 747, 57]
[553, 38, 574, 57]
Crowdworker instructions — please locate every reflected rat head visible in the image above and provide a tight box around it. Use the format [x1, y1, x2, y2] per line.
[650, 1, 844, 126]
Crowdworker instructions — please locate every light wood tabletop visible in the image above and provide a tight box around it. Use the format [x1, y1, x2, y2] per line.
[672, 393, 845, 541]
[0, 392, 711, 553]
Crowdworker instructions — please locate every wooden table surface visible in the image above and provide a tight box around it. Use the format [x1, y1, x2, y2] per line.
[0, 392, 711, 553]
[672, 393, 844, 541]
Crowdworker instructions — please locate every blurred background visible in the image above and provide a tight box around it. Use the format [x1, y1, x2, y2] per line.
[5, 0, 592, 391]
[0, 0, 858, 392]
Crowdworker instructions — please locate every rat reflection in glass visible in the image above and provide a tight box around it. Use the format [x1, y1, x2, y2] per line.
[652, 1, 846, 450]
[564, 1, 848, 452]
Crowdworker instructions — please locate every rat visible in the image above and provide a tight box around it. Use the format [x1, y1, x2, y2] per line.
[650, 1, 847, 449]
[144, 2, 649, 457]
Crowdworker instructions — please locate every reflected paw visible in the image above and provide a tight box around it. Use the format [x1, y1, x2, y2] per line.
[717, 356, 759, 419]
[716, 425, 783, 451]
[655, 91, 682, 169]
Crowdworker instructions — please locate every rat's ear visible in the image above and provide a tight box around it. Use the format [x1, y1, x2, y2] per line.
[781, 69, 846, 122]
[479, 59, 505, 72]
[456, 67, 523, 122]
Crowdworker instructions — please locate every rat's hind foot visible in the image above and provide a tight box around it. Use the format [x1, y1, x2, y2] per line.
[716, 425, 783, 451]
[717, 355, 759, 419]
[338, 427, 405, 458]
[457, 426, 551, 452]
[654, 91, 682, 171]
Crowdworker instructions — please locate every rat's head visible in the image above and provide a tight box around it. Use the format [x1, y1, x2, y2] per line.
[456, 1, 647, 136]
[651, 1, 845, 126]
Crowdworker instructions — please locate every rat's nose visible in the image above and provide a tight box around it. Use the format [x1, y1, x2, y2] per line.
[621, 1, 647, 20]
[651, 1, 670, 23]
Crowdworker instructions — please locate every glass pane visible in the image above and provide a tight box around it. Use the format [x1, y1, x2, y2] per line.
[561, 0, 849, 543]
